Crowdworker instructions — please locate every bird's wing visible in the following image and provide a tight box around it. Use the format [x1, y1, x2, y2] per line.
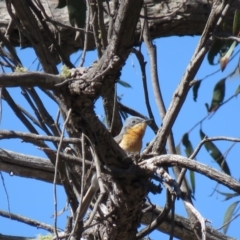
[114, 134, 123, 144]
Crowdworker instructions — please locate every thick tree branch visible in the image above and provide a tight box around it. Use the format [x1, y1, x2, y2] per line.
[0, 0, 238, 61]
[141, 203, 236, 240]
[0, 148, 236, 240]
[0, 148, 90, 183]
[0, 0, 239, 239]
[0, 72, 64, 88]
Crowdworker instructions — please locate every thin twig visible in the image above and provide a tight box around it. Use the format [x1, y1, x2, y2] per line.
[84, 146, 105, 227]
[131, 48, 157, 133]
[109, 83, 118, 134]
[39, 147, 92, 166]
[140, 5, 193, 221]
[2, 88, 39, 134]
[53, 109, 72, 238]
[96, 0, 108, 50]
[27, 87, 61, 137]
[136, 190, 173, 239]
[90, 3, 102, 58]
[190, 136, 240, 160]
[27, 0, 74, 68]
[144, 0, 231, 154]
[198, 49, 240, 82]
[217, 212, 240, 231]
[140, 6, 166, 119]
[21, 88, 53, 137]
[79, 1, 90, 67]
[69, 133, 87, 238]
[0, 209, 56, 233]
[169, 195, 176, 240]
[0, 172, 11, 214]
[43, 13, 91, 33]
[0, 129, 81, 144]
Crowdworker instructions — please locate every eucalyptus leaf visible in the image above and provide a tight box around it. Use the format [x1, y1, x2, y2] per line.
[118, 80, 132, 88]
[192, 80, 202, 102]
[208, 78, 226, 112]
[200, 129, 231, 175]
[223, 201, 240, 234]
[217, 191, 240, 201]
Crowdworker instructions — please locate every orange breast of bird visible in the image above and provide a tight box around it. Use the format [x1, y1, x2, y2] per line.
[119, 123, 147, 153]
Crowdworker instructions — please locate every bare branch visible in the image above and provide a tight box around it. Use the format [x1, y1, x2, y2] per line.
[0, 148, 91, 183]
[7, 0, 58, 73]
[0, 233, 36, 240]
[0, 209, 55, 233]
[140, 155, 240, 193]
[0, 72, 64, 88]
[0, 130, 80, 146]
[137, 191, 173, 239]
[141, 203, 236, 240]
[144, 0, 232, 154]
[131, 48, 157, 133]
[53, 108, 72, 237]
[140, 6, 166, 120]
[191, 136, 240, 160]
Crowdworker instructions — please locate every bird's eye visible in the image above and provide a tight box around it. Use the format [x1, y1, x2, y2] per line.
[132, 120, 136, 124]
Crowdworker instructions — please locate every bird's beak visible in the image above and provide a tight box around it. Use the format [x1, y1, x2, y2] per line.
[143, 119, 152, 125]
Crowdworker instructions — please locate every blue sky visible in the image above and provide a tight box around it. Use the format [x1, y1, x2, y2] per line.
[0, 36, 240, 239]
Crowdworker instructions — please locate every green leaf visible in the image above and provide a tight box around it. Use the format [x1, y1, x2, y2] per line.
[220, 41, 237, 71]
[56, 0, 66, 8]
[223, 201, 240, 234]
[208, 78, 226, 112]
[200, 129, 231, 175]
[117, 80, 132, 88]
[233, 10, 240, 35]
[207, 40, 226, 65]
[217, 191, 240, 201]
[67, 0, 86, 28]
[182, 133, 196, 194]
[192, 80, 202, 102]
[182, 133, 194, 157]
[189, 170, 195, 195]
[207, 39, 232, 65]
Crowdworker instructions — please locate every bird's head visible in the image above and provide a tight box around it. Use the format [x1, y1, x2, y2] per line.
[121, 116, 152, 137]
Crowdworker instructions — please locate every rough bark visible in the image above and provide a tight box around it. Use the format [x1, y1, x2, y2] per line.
[0, 0, 237, 62]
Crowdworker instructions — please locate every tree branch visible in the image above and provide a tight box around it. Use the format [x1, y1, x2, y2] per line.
[0, 72, 64, 88]
[141, 203, 236, 240]
[144, 0, 232, 154]
[140, 154, 240, 193]
[0, 1, 238, 60]
[0, 209, 55, 233]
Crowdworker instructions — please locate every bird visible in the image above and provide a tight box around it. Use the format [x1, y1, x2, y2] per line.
[114, 116, 152, 153]
[78, 116, 151, 220]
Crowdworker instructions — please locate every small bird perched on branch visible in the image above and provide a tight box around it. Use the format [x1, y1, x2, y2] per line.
[114, 116, 152, 153]
[78, 116, 152, 221]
